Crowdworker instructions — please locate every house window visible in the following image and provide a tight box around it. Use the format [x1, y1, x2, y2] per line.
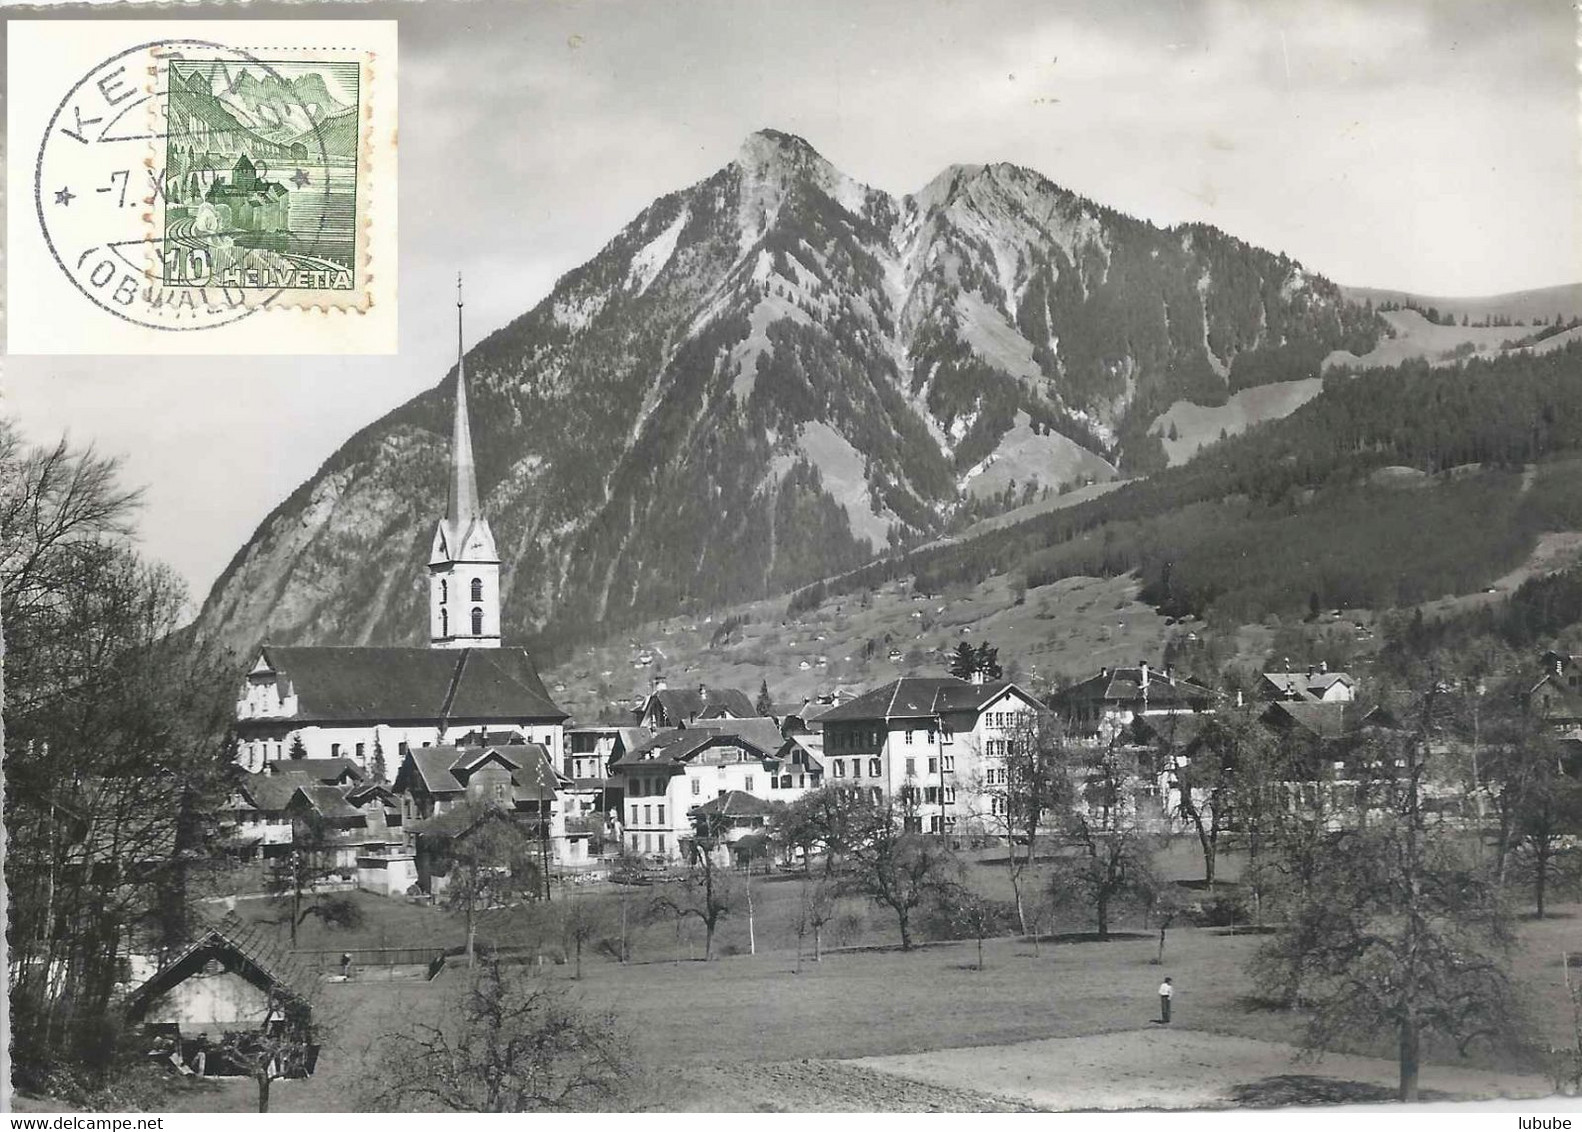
[745, 775, 754, 791]
[851, 760, 861, 780]
[441, 607, 449, 636]
[440, 579, 448, 602]
[471, 607, 484, 635]
[331, 743, 340, 757]
[924, 786, 938, 804]
[834, 760, 846, 778]
[942, 755, 954, 772]
[471, 577, 484, 602]
[630, 805, 639, 825]
[941, 724, 954, 744]
[869, 758, 882, 777]
[356, 742, 365, 762]
[906, 730, 914, 745]
[905, 757, 915, 776]
[658, 834, 666, 853]
[928, 757, 938, 774]
[927, 729, 936, 744]
[657, 805, 665, 824]
[644, 805, 652, 824]
[944, 787, 956, 804]
[692, 778, 700, 795]
[630, 833, 639, 850]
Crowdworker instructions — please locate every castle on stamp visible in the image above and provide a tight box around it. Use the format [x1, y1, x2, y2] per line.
[232, 280, 565, 781]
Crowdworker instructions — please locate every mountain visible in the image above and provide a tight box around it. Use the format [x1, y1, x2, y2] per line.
[197, 129, 1383, 657]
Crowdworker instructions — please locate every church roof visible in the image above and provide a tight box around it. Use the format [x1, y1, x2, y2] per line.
[252, 645, 566, 724]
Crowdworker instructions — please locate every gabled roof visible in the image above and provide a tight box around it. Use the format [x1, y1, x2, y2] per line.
[1053, 667, 1218, 711]
[1259, 700, 1392, 741]
[818, 677, 1034, 723]
[691, 790, 779, 818]
[1261, 671, 1356, 701]
[613, 719, 784, 769]
[263, 757, 364, 784]
[288, 784, 363, 821]
[249, 645, 566, 724]
[393, 743, 561, 802]
[640, 686, 756, 723]
[776, 734, 825, 771]
[126, 913, 318, 1021]
[238, 770, 316, 812]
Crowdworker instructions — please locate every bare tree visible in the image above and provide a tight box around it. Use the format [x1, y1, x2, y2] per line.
[3, 424, 236, 1089]
[429, 801, 542, 965]
[556, 896, 608, 979]
[794, 875, 838, 969]
[836, 794, 959, 951]
[215, 984, 329, 1114]
[971, 709, 1071, 934]
[1046, 739, 1163, 938]
[652, 839, 734, 961]
[939, 886, 1015, 970]
[360, 960, 634, 1111]
[265, 809, 363, 949]
[1253, 682, 1521, 1102]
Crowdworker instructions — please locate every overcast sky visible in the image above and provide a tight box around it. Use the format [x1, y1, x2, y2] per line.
[4, 0, 1578, 612]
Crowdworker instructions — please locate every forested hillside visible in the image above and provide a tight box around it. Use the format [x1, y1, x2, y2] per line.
[794, 343, 1582, 629]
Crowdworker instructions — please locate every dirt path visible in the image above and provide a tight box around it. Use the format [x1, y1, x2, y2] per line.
[848, 1028, 1557, 1110]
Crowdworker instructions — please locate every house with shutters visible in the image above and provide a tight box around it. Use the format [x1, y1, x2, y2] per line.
[393, 741, 582, 866]
[610, 717, 807, 859]
[816, 676, 1043, 838]
[231, 286, 567, 782]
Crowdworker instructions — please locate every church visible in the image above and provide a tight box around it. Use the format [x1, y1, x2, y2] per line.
[233, 282, 568, 781]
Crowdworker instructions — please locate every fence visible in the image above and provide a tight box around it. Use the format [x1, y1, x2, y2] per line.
[292, 945, 447, 981]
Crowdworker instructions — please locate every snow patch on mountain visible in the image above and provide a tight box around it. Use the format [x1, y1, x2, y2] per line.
[627, 208, 689, 295]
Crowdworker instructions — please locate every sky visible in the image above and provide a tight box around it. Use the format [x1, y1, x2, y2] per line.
[3, 0, 1578, 612]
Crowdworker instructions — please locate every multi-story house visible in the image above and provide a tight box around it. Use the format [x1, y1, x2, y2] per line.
[634, 682, 757, 730]
[609, 718, 803, 858]
[816, 676, 1043, 837]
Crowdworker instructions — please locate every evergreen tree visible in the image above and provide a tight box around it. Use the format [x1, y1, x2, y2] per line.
[755, 679, 774, 717]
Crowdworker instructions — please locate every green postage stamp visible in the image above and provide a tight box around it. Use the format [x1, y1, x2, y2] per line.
[14, 21, 397, 352]
[159, 58, 363, 294]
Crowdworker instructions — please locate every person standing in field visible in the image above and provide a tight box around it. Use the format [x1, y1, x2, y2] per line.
[1158, 976, 1173, 1023]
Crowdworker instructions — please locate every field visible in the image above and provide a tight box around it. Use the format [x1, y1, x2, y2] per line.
[137, 841, 1578, 1113]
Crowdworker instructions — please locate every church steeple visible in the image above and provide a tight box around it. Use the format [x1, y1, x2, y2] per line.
[447, 273, 481, 533]
[429, 273, 501, 649]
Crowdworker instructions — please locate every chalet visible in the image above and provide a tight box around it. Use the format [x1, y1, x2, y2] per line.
[635, 682, 756, 730]
[393, 741, 582, 865]
[1052, 662, 1218, 740]
[222, 769, 405, 875]
[610, 717, 794, 859]
[125, 915, 319, 1079]
[817, 676, 1043, 837]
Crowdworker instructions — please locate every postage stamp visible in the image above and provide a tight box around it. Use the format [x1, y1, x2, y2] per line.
[8, 21, 397, 354]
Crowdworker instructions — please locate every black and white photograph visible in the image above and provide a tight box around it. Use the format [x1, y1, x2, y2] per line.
[3, 0, 1581, 1116]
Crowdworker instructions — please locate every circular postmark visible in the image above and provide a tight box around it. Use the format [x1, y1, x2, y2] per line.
[34, 39, 343, 331]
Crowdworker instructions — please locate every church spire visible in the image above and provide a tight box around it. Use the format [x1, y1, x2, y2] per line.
[429, 271, 501, 649]
[447, 272, 482, 530]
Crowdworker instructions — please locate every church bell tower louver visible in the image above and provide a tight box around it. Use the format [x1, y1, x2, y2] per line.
[429, 274, 502, 648]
